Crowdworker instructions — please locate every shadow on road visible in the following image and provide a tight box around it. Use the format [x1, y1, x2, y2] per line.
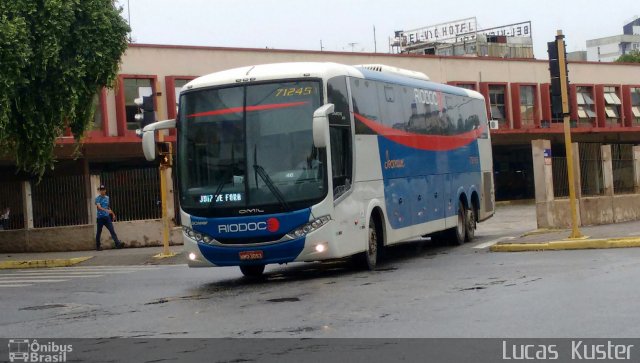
[185, 237, 458, 293]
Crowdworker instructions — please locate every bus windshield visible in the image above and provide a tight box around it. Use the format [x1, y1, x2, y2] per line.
[178, 80, 325, 216]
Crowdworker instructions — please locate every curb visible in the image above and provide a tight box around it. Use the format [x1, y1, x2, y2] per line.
[495, 199, 535, 207]
[520, 228, 566, 237]
[0, 256, 93, 270]
[153, 252, 178, 259]
[490, 237, 640, 252]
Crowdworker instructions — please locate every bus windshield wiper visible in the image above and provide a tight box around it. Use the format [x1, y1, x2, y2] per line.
[207, 167, 233, 210]
[253, 164, 290, 211]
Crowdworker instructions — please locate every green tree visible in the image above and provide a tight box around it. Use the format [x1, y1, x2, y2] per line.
[616, 50, 640, 63]
[0, 0, 130, 176]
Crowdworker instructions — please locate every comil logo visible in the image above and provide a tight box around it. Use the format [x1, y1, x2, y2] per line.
[8, 339, 72, 362]
[384, 150, 405, 170]
[218, 218, 280, 234]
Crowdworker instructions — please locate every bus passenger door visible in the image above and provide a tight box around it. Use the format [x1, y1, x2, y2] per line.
[327, 76, 353, 200]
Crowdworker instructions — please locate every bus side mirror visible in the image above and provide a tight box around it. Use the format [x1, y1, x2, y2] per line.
[140, 119, 177, 161]
[313, 104, 334, 148]
[142, 130, 156, 161]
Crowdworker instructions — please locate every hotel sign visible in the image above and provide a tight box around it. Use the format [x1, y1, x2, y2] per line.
[477, 22, 532, 38]
[398, 19, 532, 48]
[401, 17, 477, 45]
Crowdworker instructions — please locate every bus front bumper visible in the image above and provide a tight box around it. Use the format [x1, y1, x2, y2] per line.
[183, 221, 337, 267]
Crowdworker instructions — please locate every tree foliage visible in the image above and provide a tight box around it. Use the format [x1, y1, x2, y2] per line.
[616, 50, 640, 63]
[0, 0, 130, 176]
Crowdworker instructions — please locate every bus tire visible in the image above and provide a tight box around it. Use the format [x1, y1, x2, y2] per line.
[465, 206, 477, 242]
[355, 216, 381, 270]
[240, 264, 265, 278]
[447, 201, 467, 246]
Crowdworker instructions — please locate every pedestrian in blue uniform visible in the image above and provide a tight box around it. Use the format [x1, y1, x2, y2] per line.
[95, 185, 123, 251]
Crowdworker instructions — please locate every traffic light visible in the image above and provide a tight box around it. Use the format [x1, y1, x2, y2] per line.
[134, 95, 156, 129]
[157, 141, 173, 167]
[548, 33, 570, 119]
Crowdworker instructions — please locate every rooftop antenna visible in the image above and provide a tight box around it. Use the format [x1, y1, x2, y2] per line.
[126, 0, 132, 42]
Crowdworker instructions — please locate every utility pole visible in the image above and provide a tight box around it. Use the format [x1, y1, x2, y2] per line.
[548, 30, 583, 239]
[348, 42, 358, 52]
[320, 40, 324, 51]
[126, 0, 132, 42]
[154, 89, 176, 258]
[373, 26, 377, 53]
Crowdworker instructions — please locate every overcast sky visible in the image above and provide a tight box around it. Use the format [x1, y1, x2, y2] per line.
[116, 0, 638, 59]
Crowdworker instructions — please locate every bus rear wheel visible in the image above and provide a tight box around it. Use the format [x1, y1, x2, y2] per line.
[240, 264, 265, 278]
[465, 206, 477, 242]
[446, 201, 467, 246]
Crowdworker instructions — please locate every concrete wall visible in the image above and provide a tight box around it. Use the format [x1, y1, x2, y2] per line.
[0, 220, 183, 253]
[533, 140, 640, 228]
[538, 196, 640, 229]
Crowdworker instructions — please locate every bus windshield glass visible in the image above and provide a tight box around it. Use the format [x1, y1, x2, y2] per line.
[178, 80, 325, 216]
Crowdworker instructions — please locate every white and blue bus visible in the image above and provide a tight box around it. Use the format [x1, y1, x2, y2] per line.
[142, 62, 494, 277]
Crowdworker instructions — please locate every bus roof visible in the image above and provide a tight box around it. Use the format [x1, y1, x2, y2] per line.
[184, 62, 484, 101]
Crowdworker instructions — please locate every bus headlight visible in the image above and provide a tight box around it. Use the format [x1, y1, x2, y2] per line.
[183, 226, 216, 245]
[285, 215, 330, 240]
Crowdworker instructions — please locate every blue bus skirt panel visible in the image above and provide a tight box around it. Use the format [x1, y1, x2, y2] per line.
[196, 237, 306, 266]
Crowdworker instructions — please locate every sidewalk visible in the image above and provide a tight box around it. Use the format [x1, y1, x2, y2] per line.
[0, 245, 186, 269]
[491, 218, 640, 252]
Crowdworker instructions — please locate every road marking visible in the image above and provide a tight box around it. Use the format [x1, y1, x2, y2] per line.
[0, 284, 33, 287]
[0, 265, 170, 288]
[0, 279, 67, 283]
[5, 268, 161, 274]
[0, 275, 103, 279]
[473, 236, 516, 249]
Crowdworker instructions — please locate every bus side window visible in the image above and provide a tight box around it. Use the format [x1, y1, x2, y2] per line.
[327, 76, 353, 199]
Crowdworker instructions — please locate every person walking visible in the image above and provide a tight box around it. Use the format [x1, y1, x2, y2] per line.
[95, 185, 123, 250]
[0, 207, 9, 230]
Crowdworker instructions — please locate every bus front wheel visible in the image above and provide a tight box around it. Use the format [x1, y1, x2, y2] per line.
[355, 216, 381, 270]
[240, 264, 265, 278]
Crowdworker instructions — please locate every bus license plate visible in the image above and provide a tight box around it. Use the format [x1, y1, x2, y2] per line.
[239, 251, 263, 260]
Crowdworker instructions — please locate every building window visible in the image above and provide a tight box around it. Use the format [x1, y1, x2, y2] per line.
[576, 86, 596, 126]
[124, 78, 153, 130]
[519, 85, 535, 127]
[456, 83, 476, 91]
[165, 76, 196, 121]
[174, 79, 189, 101]
[631, 87, 640, 126]
[603, 86, 622, 126]
[489, 85, 507, 127]
[171, 78, 190, 119]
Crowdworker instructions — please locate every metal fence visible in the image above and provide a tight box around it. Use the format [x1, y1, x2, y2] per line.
[552, 157, 569, 198]
[32, 175, 89, 228]
[100, 168, 161, 222]
[612, 144, 635, 194]
[0, 181, 24, 230]
[579, 143, 605, 196]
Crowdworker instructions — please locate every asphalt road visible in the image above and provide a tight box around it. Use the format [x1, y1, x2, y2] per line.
[2, 204, 639, 338]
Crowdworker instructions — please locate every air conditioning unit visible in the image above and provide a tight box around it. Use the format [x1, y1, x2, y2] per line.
[489, 120, 499, 130]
